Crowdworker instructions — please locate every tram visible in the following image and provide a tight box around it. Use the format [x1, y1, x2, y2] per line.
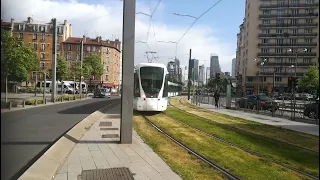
[133, 63, 181, 111]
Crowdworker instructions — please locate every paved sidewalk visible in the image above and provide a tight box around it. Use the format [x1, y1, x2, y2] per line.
[185, 98, 319, 136]
[53, 114, 182, 180]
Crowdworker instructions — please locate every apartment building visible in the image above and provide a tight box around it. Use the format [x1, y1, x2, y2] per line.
[236, 0, 319, 95]
[62, 36, 121, 90]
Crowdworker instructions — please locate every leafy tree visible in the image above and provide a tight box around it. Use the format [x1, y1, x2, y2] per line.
[1, 29, 39, 102]
[83, 53, 104, 81]
[298, 65, 319, 94]
[56, 57, 70, 82]
[1, 29, 39, 82]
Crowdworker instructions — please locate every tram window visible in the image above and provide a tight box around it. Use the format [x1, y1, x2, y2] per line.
[163, 75, 168, 97]
[140, 67, 164, 97]
[134, 73, 140, 97]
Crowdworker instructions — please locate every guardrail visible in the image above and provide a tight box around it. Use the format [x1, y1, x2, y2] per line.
[190, 94, 319, 125]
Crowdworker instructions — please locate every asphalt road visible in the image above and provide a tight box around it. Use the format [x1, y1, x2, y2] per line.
[1, 97, 121, 180]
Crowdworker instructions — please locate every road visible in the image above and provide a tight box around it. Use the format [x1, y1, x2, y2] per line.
[1, 93, 94, 103]
[1, 97, 121, 180]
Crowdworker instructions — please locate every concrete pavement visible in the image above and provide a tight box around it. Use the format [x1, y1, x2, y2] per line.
[185, 98, 319, 136]
[1, 97, 121, 180]
[53, 114, 181, 180]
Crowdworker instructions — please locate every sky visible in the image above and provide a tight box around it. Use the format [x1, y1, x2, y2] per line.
[1, 0, 245, 73]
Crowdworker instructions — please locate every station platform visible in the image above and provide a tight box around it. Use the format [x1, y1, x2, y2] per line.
[53, 114, 182, 180]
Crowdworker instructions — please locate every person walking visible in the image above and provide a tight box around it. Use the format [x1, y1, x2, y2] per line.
[214, 90, 220, 108]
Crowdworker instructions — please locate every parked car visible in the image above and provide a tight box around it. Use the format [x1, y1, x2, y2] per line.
[236, 95, 279, 112]
[93, 88, 111, 98]
[303, 98, 319, 119]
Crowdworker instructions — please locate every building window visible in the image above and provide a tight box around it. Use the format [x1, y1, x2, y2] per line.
[106, 66, 109, 72]
[306, 18, 313, 24]
[40, 62, 45, 69]
[68, 45, 71, 51]
[306, 9, 314, 14]
[306, 0, 314, 3]
[277, 0, 285, 6]
[275, 48, 283, 54]
[276, 19, 284, 25]
[263, 10, 271, 15]
[41, 43, 45, 50]
[247, 77, 253, 82]
[42, 34, 46, 41]
[291, 28, 298, 35]
[33, 34, 37, 40]
[276, 28, 283, 34]
[106, 57, 109, 64]
[40, 53, 45, 59]
[304, 28, 312, 33]
[305, 38, 312, 43]
[291, 0, 299, 6]
[290, 19, 297, 25]
[303, 58, 312, 63]
[291, 9, 299, 15]
[87, 46, 91, 51]
[260, 67, 268, 72]
[76, 53, 80, 61]
[33, 43, 38, 50]
[77, 45, 80, 51]
[262, 29, 270, 34]
[276, 39, 284, 44]
[289, 38, 297, 45]
[289, 58, 296, 63]
[275, 67, 283, 73]
[262, 39, 269, 43]
[275, 77, 282, 82]
[40, 26, 46, 32]
[261, 48, 269, 53]
[106, 75, 109, 81]
[262, 20, 270, 24]
[18, 33, 23, 39]
[305, 48, 312, 52]
[277, 10, 284, 16]
[276, 58, 283, 63]
[92, 46, 96, 52]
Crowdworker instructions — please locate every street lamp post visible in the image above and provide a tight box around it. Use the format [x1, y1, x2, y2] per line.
[255, 58, 267, 95]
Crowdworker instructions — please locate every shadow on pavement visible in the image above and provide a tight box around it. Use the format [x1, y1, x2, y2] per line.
[58, 98, 121, 114]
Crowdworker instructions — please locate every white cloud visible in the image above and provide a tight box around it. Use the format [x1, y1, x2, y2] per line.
[1, 0, 235, 72]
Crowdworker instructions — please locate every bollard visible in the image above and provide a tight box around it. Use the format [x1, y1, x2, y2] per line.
[272, 103, 275, 117]
[244, 99, 247, 112]
[22, 100, 25, 108]
[34, 99, 37, 106]
[68, 96, 70, 101]
[61, 96, 63, 102]
[257, 100, 260, 114]
[9, 101, 12, 110]
[44, 98, 47, 104]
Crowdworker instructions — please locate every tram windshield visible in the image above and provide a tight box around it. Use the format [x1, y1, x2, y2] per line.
[140, 67, 164, 97]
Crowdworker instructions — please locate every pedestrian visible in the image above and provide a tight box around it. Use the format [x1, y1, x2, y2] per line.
[214, 90, 220, 108]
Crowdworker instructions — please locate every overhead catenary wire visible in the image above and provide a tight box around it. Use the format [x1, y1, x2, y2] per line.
[177, 0, 224, 43]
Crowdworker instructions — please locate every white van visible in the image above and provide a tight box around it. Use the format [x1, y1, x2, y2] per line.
[57, 82, 75, 94]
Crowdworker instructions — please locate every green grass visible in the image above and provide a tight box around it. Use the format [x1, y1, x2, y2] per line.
[170, 98, 319, 152]
[165, 106, 319, 177]
[132, 114, 226, 180]
[146, 113, 313, 180]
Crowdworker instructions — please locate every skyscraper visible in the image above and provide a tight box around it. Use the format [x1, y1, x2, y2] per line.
[236, 0, 319, 95]
[189, 59, 199, 81]
[210, 54, 221, 78]
[232, 58, 236, 78]
[199, 64, 205, 85]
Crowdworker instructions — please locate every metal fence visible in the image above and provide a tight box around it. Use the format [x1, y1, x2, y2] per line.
[189, 93, 319, 125]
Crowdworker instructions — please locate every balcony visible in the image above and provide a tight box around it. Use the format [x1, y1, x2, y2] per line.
[258, 33, 318, 38]
[259, 23, 318, 28]
[258, 42, 318, 47]
[257, 72, 304, 76]
[259, 13, 318, 18]
[258, 52, 316, 57]
[258, 62, 315, 66]
[260, 3, 319, 9]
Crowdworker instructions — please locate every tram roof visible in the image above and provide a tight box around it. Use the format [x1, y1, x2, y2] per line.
[168, 81, 179, 86]
[135, 63, 167, 70]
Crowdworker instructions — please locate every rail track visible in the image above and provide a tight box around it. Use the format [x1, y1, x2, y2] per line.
[171, 98, 318, 154]
[141, 114, 240, 180]
[161, 111, 319, 180]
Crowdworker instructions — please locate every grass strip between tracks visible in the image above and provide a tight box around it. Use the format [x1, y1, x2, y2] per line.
[145, 113, 312, 180]
[132, 113, 226, 180]
[172, 98, 319, 152]
[165, 106, 319, 177]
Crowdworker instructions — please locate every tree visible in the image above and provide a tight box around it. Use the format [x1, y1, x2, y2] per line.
[56, 57, 70, 82]
[83, 53, 104, 81]
[1, 29, 39, 102]
[298, 65, 319, 94]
